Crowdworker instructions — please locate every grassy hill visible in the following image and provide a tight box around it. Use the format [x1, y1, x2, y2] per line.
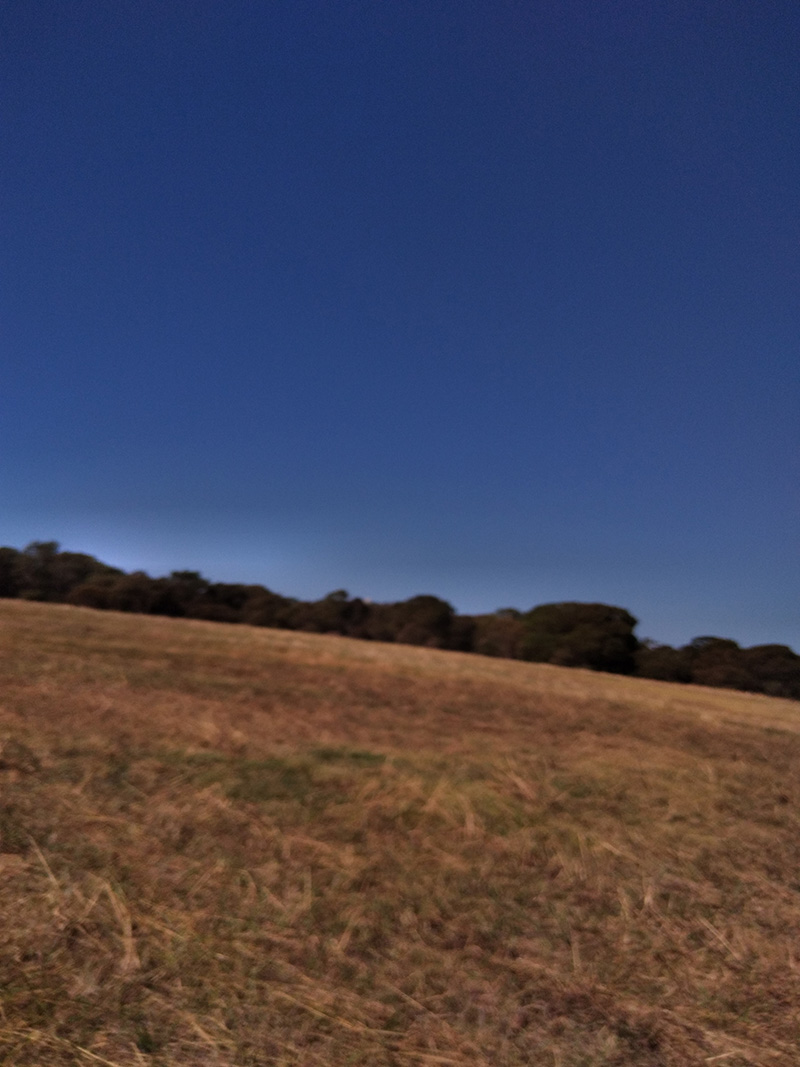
[1, 599, 799, 1066]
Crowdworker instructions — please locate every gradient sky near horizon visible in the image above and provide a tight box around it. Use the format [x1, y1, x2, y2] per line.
[2, 0, 798, 650]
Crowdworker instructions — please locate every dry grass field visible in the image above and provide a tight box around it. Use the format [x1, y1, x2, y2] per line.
[1, 599, 799, 1066]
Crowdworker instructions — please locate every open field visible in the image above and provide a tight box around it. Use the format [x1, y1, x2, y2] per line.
[1, 599, 799, 1066]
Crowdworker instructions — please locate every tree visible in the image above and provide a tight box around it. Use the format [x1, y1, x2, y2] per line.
[15, 542, 121, 602]
[744, 645, 800, 700]
[520, 602, 639, 674]
[471, 612, 526, 659]
[16, 541, 61, 600]
[190, 583, 256, 623]
[363, 595, 456, 648]
[303, 591, 371, 635]
[0, 547, 22, 598]
[635, 642, 692, 683]
[240, 588, 295, 628]
[683, 637, 757, 691]
[392, 595, 456, 648]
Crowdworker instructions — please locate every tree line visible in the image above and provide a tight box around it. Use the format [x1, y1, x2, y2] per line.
[2, 541, 798, 700]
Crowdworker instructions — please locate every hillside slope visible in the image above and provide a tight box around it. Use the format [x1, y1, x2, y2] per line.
[1, 600, 799, 1066]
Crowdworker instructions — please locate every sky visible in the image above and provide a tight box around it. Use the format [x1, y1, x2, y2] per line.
[2, 0, 798, 650]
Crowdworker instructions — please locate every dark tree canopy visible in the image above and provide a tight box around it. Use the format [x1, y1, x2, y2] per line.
[13, 542, 122, 603]
[520, 602, 639, 674]
[1, 542, 797, 699]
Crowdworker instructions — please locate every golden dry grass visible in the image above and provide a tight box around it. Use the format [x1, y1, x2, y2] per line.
[1, 599, 799, 1066]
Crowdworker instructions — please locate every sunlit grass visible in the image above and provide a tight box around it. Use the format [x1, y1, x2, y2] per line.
[1, 599, 799, 1065]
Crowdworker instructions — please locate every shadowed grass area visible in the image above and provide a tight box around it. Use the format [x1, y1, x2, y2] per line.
[1, 599, 799, 1065]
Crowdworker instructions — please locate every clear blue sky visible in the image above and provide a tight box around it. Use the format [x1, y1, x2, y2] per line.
[2, 0, 798, 649]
